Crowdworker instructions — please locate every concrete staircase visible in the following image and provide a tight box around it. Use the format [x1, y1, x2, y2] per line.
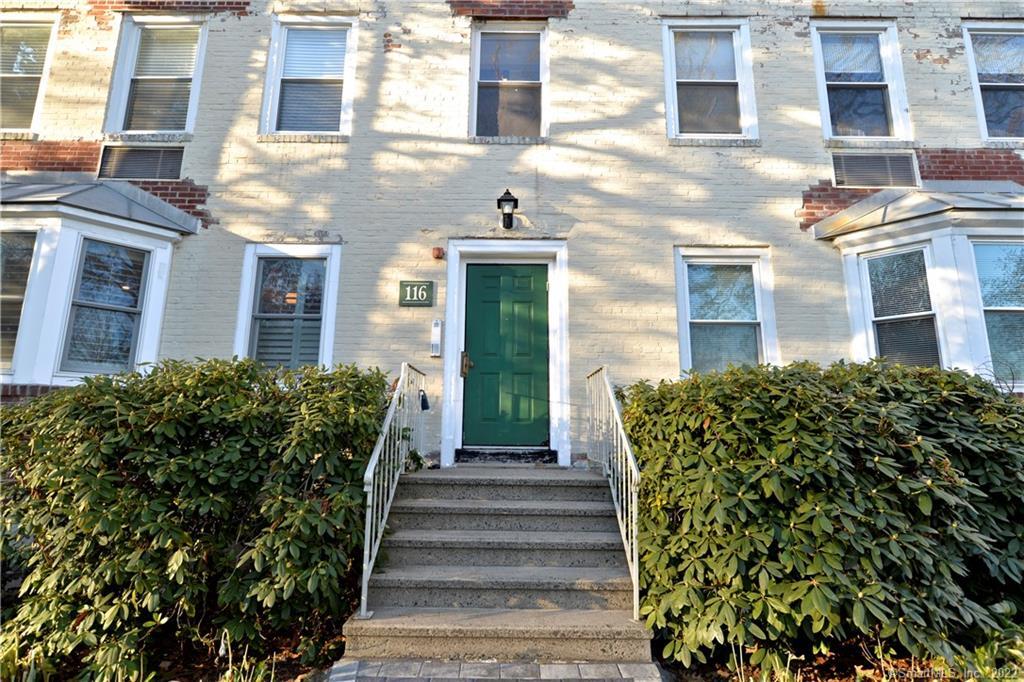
[343, 465, 652, 662]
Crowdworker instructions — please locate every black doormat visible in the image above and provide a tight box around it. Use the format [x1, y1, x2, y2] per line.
[455, 448, 557, 464]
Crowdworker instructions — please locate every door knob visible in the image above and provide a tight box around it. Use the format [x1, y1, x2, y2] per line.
[460, 351, 474, 378]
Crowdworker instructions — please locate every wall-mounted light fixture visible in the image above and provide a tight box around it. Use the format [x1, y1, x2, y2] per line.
[497, 189, 519, 230]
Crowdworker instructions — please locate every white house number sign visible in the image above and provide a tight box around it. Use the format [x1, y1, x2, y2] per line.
[399, 281, 434, 307]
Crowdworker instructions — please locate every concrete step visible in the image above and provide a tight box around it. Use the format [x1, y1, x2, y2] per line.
[388, 498, 620, 532]
[369, 565, 632, 609]
[342, 607, 652, 662]
[397, 467, 611, 502]
[381, 529, 626, 568]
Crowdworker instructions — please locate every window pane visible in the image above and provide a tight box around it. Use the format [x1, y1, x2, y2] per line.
[984, 311, 1024, 383]
[0, 77, 40, 128]
[0, 26, 50, 76]
[134, 27, 199, 77]
[257, 258, 325, 315]
[62, 306, 136, 373]
[974, 243, 1024, 308]
[674, 31, 736, 80]
[252, 318, 322, 368]
[971, 34, 1024, 84]
[827, 85, 892, 136]
[124, 79, 191, 130]
[277, 80, 343, 131]
[479, 33, 540, 81]
[980, 87, 1024, 138]
[0, 232, 36, 370]
[676, 83, 741, 134]
[821, 33, 884, 82]
[874, 316, 941, 367]
[690, 323, 759, 372]
[476, 83, 541, 137]
[867, 250, 931, 318]
[75, 239, 147, 309]
[283, 29, 347, 78]
[687, 264, 757, 321]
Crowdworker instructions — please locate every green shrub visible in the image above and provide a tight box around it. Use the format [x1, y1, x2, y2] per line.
[0, 359, 389, 680]
[622, 361, 1024, 673]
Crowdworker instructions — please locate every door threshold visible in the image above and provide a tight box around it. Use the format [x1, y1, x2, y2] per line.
[455, 448, 557, 465]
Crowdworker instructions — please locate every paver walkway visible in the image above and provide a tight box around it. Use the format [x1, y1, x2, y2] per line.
[327, 659, 666, 682]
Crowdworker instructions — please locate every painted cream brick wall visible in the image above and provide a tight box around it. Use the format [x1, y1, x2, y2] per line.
[8, 0, 1021, 451]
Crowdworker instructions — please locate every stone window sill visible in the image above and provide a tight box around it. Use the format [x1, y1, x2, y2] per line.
[104, 132, 193, 143]
[257, 133, 350, 143]
[469, 136, 549, 145]
[824, 138, 918, 149]
[0, 131, 37, 141]
[982, 139, 1024, 150]
[669, 137, 760, 147]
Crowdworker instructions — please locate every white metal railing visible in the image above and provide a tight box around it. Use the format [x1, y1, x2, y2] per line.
[358, 362, 427, 619]
[586, 366, 640, 620]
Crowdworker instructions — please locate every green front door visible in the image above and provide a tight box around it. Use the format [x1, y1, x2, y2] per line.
[462, 264, 550, 447]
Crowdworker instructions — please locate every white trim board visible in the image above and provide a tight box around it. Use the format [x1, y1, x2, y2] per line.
[440, 239, 570, 468]
[232, 243, 343, 367]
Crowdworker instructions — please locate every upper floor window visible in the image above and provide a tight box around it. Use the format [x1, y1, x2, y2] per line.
[662, 19, 758, 139]
[811, 23, 911, 140]
[106, 16, 207, 133]
[261, 17, 358, 135]
[675, 248, 780, 374]
[963, 25, 1024, 139]
[0, 22, 54, 130]
[471, 25, 547, 138]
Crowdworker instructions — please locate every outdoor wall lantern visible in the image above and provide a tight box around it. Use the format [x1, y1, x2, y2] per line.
[497, 189, 519, 229]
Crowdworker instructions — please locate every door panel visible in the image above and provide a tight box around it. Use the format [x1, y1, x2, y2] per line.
[463, 264, 549, 446]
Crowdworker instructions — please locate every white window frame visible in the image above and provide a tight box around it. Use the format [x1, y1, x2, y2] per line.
[469, 21, 549, 138]
[810, 21, 912, 141]
[0, 15, 59, 132]
[855, 243, 945, 365]
[0, 211, 176, 387]
[837, 224, 1024, 392]
[104, 14, 208, 134]
[962, 22, 1024, 142]
[661, 18, 759, 140]
[232, 243, 342, 367]
[673, 247, 780, 375]
[260, 14, 359, 136]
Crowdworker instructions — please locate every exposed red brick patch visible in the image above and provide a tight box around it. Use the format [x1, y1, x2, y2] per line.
[1, 384, 55, 402]
[130, 178, 215, 227]
[84, 1, 251, 29]
[1, 141, 213, 228]
[797, 148, 1024, 230]
[1, 140, 102, 173]
[448, 0, 574, 19]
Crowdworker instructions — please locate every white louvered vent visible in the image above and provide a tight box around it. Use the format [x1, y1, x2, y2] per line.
[98, 146, 183, 179]
[832, 152, 918, 188]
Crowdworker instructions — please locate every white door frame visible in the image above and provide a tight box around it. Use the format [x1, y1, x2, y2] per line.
[440, 239, 570, 468]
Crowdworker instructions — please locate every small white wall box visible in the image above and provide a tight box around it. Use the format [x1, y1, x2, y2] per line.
[431, 319, 442, 357]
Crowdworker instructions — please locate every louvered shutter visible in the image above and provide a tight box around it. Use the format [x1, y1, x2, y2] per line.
[833, 153, 917, 187]
[124, 26, 199, 130]
[276, 28, 347, 131]
[0, 25, 51, 128]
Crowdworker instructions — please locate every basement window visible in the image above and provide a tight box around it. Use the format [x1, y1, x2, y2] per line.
[471, 23, 548, 139]
[98, 146, 183, 179]
[106, 16, 207, 133]
[261, 16, 359, 135]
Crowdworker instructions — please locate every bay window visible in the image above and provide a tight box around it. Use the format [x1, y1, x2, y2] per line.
[972, 243, 1024, 383]
[862, 248, 941, 367]
[0, 232, 37, 370]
